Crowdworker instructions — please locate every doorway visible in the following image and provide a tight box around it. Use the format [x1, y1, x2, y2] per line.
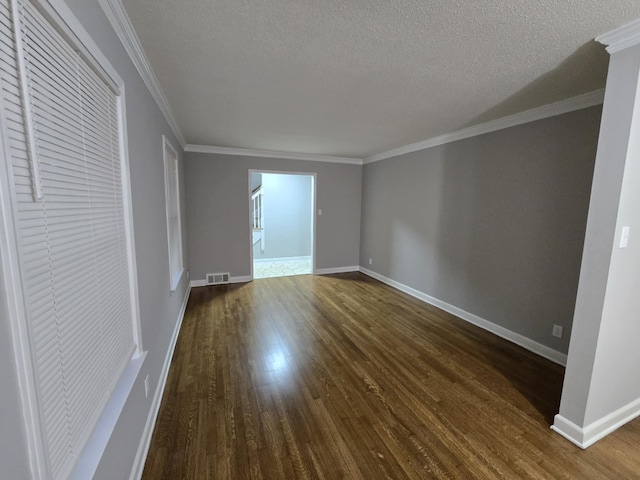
[249, 170, 315, 279]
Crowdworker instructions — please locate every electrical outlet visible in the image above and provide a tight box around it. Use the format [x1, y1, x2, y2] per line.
[552, 325, 563, 338]
[144, 375, 149, 398]
[369, 258, 373, 265]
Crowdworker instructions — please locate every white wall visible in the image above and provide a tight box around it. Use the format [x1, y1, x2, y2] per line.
[253, 173, 313, 260]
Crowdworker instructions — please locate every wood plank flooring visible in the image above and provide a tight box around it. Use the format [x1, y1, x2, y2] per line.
[142, 272, 640, 479]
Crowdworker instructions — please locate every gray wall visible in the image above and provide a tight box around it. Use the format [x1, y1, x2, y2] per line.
[1, 0, 190, 478]
[558, 43, 640, 430]
[185, 153, 362, 280]
[360, 106, 601, 354]
[253, 173, 313, 260]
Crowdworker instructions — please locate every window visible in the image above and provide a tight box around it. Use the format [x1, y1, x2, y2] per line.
[163, 136, 183, 291]
[0, 1, 140, 478]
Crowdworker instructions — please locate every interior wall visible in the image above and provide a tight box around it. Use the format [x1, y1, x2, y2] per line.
[0, 1, 190, 478]
[360, 106, 601, 354]
[253, 173, 313, 260]
[185, 152, 362, 280]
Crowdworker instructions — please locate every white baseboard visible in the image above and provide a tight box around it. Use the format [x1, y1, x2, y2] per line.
[230, 275, 252, 284]
[129, 284, 191, 480]
[315, 265, 360, 275]
[191, 276, 251, 288]
[254, 255, 311, 263]
[552, 398, 640, 449]
[358, 267, 568, 367]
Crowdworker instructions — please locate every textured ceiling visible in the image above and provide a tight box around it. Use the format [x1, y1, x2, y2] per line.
[122, 0, 640, 158]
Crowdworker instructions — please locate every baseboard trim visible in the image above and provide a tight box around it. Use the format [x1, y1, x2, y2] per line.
[129, 284, 191, 480]
[552, 398, 640, 448]
[358, 267, 567, 366]
[315, 265, 360, 275]
[191, 276, 252, 288]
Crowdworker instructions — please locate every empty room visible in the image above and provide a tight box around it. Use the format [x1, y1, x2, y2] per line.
[2, 1, 640, 479]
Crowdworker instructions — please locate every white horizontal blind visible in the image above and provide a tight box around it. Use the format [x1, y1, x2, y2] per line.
[1, 1, 135, 478]
[164, 139, 182, 290]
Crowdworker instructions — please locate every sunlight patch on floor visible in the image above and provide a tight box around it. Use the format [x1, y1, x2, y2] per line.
[254, 258, 312, 279]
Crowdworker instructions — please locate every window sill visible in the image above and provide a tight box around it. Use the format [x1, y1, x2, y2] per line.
[170, 268, 185, 293]
[71, 351, 147, 480]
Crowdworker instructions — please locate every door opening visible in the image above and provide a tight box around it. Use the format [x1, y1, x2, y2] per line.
[249, 171, 315, 279]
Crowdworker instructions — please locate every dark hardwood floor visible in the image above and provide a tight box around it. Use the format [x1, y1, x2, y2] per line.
[142, 272, 640, 479]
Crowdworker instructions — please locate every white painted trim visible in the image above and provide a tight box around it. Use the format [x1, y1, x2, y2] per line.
[311, 175, 316, 275]
[552, 397, 640, 448]
[98, 0, 186, 147]
[248, 171, 255, 281]
[129, 285, 191, 480]
[118, 87, 144, 355]
[254, 256, 312, 264]
[163, 136, 184, 292]
[186, 144, 363, 165]
[364, 90, 605, 163]
[190, 279, 206, 288]
[550, 415, 585, 448]
[230, 275, 252, 284]
[315, 266, 360, 275]
[596, 18, 640, 54]
[358, 267, 568, 366]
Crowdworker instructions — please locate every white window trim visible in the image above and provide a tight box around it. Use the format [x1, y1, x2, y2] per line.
[163, 135, 184, 292]
[0, 0, 144, 478]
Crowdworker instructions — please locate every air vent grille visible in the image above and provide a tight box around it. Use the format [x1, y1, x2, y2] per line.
[206, 272, 230, 285]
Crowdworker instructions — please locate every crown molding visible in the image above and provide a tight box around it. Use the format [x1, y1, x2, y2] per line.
[184, 144, 364, 165]
[596, 18, 640, 54]
[364, 89, 605, 164]
[98, 0, 186, 148]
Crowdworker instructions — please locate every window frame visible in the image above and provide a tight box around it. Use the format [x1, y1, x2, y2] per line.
[0, 0, 144, 477]
[163, 135, 184, 292]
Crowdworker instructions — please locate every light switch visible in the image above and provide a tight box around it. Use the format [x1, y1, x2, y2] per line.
[318, 209, 322, 216]
[620, 226, 630, 249]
